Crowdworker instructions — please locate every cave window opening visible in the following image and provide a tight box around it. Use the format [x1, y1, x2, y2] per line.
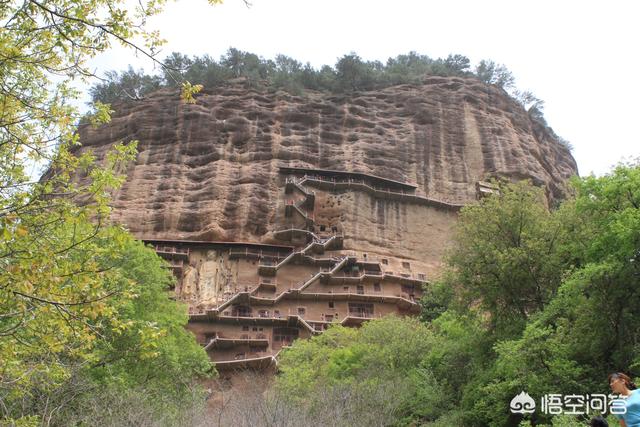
[233, 305, 252, 317]
[348, 302, 374, 318]
[402, 284, 415, 294]
[273, 327, 299, 347]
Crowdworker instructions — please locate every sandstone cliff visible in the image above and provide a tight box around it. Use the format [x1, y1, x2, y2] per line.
[77, 76, 577, 277]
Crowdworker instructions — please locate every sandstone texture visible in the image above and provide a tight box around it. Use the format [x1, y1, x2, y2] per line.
[77, 76, 578, 369]
[80, 77, 577, 248]
[78, 75, 577, 278]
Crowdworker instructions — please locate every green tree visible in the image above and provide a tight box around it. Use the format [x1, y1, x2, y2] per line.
[0, 0, 217, 424]
[89, 238, 212, 398]
[444, 54, 472, 75]
[475, 60, 516, 90]
[0, 143, 139, 416]
[276, 317, 449, 426]
[220, 48, 273, 83]
[272, 54, 304, 93]
[335, 53, 377, 92]
[162, 52, 195, 86]
[384, 51, 432, 85]
[91, 67, 163, 104]
[316, 64, 338, 91]
[443, 181, 567, 340]
[1, 234, 213, 424]
[190, 54, 231, 88]
[488, 163, 640, 395]
[430, 164, 640, 426]
[419, 181, 572, 426]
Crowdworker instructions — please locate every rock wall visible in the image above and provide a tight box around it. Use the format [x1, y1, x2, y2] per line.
[78, 76, 578, 277]
[77, 76, 579, 370]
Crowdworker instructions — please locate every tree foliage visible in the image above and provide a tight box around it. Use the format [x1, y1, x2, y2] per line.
[481, 164, 640, 422]
[423, 164, 640, 426]
[89, 67, 163, 105]
[89, 49, 477, 104]
[475, 59, 516, 90]
[1, 234, 213, 424]
[276, 317, 450, 426]
[0, 0, 216, 424]
[274, 165, 640, 427]
[444, 181, 568, 339]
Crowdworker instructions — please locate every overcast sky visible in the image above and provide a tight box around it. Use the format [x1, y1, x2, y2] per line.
[89, 0, 639, 176]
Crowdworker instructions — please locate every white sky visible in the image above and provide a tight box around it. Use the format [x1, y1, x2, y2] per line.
[89, 0, 640, 176]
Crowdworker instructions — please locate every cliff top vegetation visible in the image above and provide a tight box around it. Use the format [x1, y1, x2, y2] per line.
[89, 48, 571, 150]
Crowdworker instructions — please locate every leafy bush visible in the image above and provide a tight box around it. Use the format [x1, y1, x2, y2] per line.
[275, 166, 639, 426]
[89, 49, 477, 104]
[275, 316, 450, 426]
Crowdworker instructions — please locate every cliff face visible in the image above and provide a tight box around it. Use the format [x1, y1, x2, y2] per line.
[78, 76, 577, 277]
[77, 76, 578, 369]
